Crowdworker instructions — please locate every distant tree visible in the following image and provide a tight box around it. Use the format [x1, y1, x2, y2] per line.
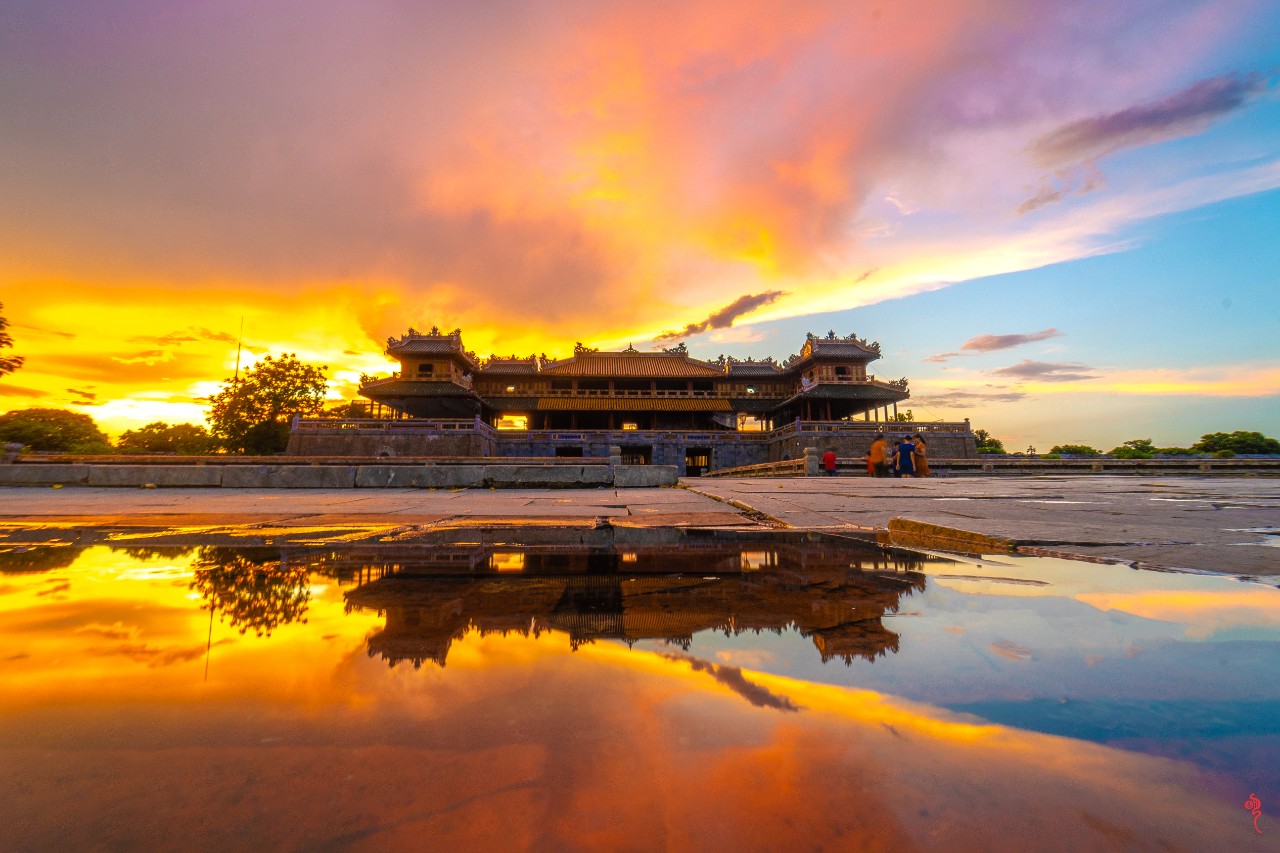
[0, 408, 112, 453]
[0, 302, 23, 378]
[319, 400, 370, 419]
[1108, 438, 1156, 459]
[1049, 444, 1100, 457]
[206, 353, 328, 454]
[0, 545, 80, 574]
[1155, 446, 1195, 456]
[891, 409, 915, 422]
[973, 429, 1006, 454]
[1191, 431, 1280, 455]
[116, 422, 219, 455]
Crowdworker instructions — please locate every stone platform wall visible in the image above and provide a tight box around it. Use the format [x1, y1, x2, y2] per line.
[286, 430, 494, 458]
[768, 430, 976, 462]
[0, 462, 677, 488]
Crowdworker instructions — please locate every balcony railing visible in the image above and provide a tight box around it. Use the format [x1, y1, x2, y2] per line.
[482, 387, 787, 399]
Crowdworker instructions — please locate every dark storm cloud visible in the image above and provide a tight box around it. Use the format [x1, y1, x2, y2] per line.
[655, 291, 787, 341]
[661, 653, 801, 712]
[1031, 73, 1267, 166]
[989, 360, 1098, 382]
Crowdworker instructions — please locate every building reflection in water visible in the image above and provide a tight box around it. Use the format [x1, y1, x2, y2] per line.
[331, 541, 926, 667]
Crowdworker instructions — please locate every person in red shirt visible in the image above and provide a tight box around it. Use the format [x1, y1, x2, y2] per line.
[821, 449, 837, 476]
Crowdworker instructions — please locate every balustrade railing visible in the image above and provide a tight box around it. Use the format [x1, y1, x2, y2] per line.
[293, 418, 970, 439]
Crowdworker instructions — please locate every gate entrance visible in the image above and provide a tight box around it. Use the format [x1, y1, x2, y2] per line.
[684, 447, 711, 477]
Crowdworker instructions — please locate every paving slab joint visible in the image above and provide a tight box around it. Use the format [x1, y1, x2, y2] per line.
[886, 517, 1016, 555]
[679, 486, 789, 528]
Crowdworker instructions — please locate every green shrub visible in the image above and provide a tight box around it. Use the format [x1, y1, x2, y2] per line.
[1049, 444, 1100, 457]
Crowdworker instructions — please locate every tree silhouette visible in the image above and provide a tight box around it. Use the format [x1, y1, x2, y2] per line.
[0, 302, 22, 378]
[190, 547, 311, 637]
[0, 408, 112, 453]
[117, 422, 218, 454]
[206, 353, 328, 453]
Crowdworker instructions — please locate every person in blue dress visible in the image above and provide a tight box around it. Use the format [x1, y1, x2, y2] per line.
[894, 436, 916, 477]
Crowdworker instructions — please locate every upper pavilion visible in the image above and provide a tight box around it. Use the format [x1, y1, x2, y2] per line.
[359, 328, 910, 431]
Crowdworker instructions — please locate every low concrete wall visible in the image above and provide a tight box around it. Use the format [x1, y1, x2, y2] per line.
[221, 465, 359, 488]
[701, 456, 1280, 478]
[0, 461, 678, 488]
[86, 465, 224, 487]
[0, 464, 91, 485]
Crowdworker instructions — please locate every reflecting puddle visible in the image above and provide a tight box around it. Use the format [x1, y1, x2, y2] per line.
[1, 534, 1277, 850]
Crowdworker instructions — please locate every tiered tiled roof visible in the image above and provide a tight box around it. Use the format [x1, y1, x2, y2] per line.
[540, 352, 724, 378]
[725, 357, 784, 377]
[483, 356, 540, 374]
[385, 329, 481, 371]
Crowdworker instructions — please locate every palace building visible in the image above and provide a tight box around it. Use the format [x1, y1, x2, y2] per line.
[288, 327, 976, 474]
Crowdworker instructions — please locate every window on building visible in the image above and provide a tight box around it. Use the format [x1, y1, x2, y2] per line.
[495, 414, 529, 430]
[417, 363, 434, 376]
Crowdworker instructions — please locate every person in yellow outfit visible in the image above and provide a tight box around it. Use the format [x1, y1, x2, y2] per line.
[867, 434, 889, 477]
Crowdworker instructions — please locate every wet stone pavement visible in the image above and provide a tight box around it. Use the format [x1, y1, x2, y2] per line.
[2, 475, 1278, 576]
[3, 479, 1280, 849]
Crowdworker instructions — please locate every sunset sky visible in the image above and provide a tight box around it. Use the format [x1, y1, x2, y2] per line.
[1, 0, 1277, 448]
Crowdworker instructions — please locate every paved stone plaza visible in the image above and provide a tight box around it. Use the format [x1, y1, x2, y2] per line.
[2, 475, 1277, 576]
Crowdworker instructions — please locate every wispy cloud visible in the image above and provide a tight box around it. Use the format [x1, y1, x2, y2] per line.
[911, 388, 1028, 406]
[1031, 73, 1267, 167]
[963, 328, 1064, 353]
[656, 291, 786, 341]
[662, 652, 801, 712]
[13, 324, 75, 340]
[927, 328, 1063, 363]
[989, 360, 1099, 382]
[130, 328, 238, 347]
[1047, 363, 1280, 397]
[111, 350, 173, 366]
[0, 384, 48, 398]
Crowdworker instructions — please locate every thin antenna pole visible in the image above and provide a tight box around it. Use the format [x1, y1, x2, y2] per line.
[233, 317, 245, 382]
[204, 606, 214, 682]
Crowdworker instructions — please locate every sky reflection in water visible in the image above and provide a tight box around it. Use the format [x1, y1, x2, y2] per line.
[1, 542, 1276, 851]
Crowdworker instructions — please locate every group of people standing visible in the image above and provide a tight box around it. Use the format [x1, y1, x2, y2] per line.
[818, 433, 930, 478]
[865, 433, 929, 478]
